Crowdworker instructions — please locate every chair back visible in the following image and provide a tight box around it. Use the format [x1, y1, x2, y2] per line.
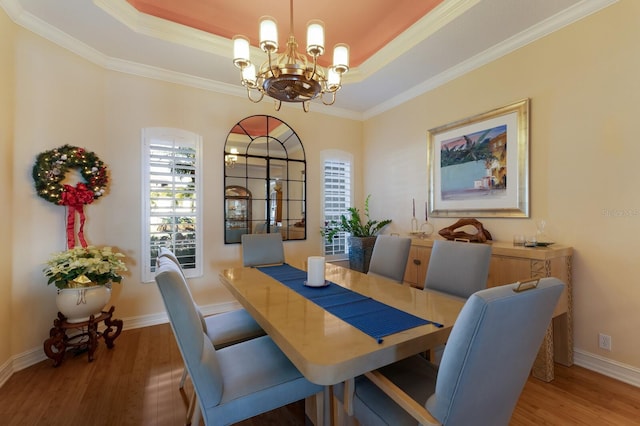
[157, 247, 210, 333]
[241, 233, 285, 266]
[426, 278, 565, 425]
[157, 247, 186, 279]
[367, 235, 412, 283]
[154, 256, 224, 411]
[424, 240, 491, 298]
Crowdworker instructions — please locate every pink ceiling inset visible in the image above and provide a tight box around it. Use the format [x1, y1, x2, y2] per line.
[126, 0, 444, 68]
[230, 116, 284, 137]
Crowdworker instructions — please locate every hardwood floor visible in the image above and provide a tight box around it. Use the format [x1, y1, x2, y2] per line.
[1, 323, 639, 425]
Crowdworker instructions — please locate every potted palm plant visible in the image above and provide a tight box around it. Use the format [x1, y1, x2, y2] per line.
[44, 245, 127, 323]
[322, 195, 391, 273]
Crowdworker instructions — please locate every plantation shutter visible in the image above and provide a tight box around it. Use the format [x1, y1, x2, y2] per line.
[142, 128, 202, 282]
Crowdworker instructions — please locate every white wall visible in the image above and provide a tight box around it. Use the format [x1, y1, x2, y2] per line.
[364, 0, 640, 372]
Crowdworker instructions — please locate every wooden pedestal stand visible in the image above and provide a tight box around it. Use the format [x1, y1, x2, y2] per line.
[43, 306, 123, 367]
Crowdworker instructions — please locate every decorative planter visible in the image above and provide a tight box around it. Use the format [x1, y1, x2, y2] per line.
[56, 285, 111, 323]
[348, 236, 377, 273]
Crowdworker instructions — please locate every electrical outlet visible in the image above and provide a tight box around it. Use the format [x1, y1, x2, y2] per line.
[599, 333, 612, 351]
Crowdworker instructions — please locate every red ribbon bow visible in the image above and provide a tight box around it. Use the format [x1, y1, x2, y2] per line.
[60, 183, 95, 249]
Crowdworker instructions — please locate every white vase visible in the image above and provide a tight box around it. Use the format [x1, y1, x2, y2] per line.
[56, 285, 111, 323]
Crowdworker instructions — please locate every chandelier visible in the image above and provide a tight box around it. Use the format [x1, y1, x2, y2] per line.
[225, 148, 239, 168]
[232, 0, 349, 112]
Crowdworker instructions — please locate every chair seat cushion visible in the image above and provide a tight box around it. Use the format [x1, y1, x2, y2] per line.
[210, 335, 323, 423]
[334, 355, 438, 426]
[204, 309, 265, 349]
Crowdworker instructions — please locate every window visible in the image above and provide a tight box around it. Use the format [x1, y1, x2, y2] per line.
[321, 150, 353, 260]
[142, 128, 202, 282]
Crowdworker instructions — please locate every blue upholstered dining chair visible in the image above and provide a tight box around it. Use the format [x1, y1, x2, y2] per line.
[423, 240, 492, 363]
[335, 278, 565, 426]
[154, 255, 324, 425]
[241, 233, 285, 267]
[367, 235, 412, 283]
[423, 240, 492, 299]
[157, 248, 265, 424]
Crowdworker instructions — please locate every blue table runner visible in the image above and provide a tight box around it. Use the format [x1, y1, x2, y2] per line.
[257, 263, 442, 343]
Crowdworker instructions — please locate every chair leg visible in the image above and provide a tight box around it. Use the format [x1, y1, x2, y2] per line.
[190, 397, 201, 426]
[186, 392, 196, 425]
[179, 367, 188, 389]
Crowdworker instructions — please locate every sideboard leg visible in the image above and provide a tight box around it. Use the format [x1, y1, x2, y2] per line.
[532, 326, 555, 382]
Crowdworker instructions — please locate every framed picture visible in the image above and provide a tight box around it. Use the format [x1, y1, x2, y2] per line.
[427, 99, 530, 218]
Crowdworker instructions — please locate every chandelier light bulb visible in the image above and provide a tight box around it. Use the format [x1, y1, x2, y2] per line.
[327, 68, 341, 90]
[232, 35, 251, 68]
[259, 16, 278, 52]
[241, 64, 257, 86]
[306, 20, 325, 57]
[332, 43, 350, 74]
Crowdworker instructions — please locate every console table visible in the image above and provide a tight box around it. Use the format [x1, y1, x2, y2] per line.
[404, 238, 573, 382]
[43, 306, 123, 367]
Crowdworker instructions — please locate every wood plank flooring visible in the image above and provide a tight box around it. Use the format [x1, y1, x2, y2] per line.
[1, 323, 639, 425]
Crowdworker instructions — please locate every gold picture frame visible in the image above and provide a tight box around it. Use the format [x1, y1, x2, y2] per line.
[427, 99, 530, 218]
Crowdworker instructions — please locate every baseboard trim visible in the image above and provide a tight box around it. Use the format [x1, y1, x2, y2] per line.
[11, 310, 637, 391]
[0, 301, 244, 387]
[0, 358, 13, 389]
[574, 349, 640, 388]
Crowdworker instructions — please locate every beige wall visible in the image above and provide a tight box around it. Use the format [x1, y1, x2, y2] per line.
[364, 0, 640, 368]
[0, 8, 15, 369]
[6, 19, 361, 359]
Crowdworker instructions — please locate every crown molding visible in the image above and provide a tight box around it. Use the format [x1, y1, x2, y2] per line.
[1, 0, 111, 68]
[93, 0, 230, 56]
[1, 0, 618, 121]
[363, 0, 619, 119]
[356, 0, 480, 81]
[0, 0, 362, 119]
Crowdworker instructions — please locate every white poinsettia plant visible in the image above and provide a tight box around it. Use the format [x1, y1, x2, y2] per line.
[44, 245, 127, 289]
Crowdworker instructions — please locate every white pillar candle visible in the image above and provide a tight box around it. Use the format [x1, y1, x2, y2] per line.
[307, 256, 326, 286]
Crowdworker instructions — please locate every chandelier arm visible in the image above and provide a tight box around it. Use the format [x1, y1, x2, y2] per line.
[308, 55, 319, 82]
[266, 49, 280, 78]
[321, 91, 336, 106]
[303, 101, 310, 112]
[246, 86, 265, 103]
[274, 99, 282, 111]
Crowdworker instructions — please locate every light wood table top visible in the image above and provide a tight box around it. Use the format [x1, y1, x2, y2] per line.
[219, 263, 464, 386]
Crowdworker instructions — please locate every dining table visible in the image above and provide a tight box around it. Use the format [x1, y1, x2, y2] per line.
[219, 261, 465, 425]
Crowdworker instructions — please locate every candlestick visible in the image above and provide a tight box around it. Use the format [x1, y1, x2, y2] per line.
[412, 198, 415, 217]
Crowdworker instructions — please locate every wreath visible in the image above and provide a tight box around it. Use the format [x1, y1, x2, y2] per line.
[32, 144, 108, 205]
[32, 145, 109, 248]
